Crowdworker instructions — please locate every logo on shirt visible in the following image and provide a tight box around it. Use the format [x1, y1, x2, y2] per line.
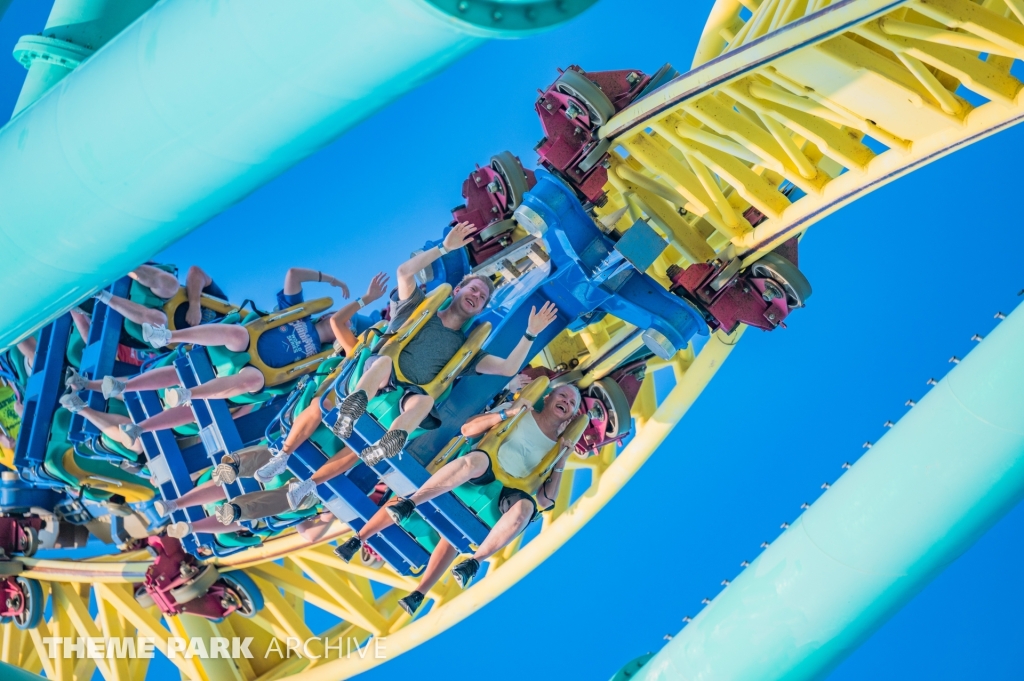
[282, 320, 319, 359]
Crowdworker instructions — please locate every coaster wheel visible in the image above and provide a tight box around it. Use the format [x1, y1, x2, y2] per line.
[491, 151, 530, 212]
[554, 69, 616, 127]
[748, 252, 812, 308]
[12, 577, 42, 630]
[588, 378, 632, 439]
[20, 526, 38, 557]
[169, 564, 220, 604]
[220, 571, 263, 618]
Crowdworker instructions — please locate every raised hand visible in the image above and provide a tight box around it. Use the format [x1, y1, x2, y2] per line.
[505, 372, 532, 393]
[442, 221, 476, 252]
[324, 275, 350, 299]
[362, 272, 390, 305]
[526, 301, 559, 336]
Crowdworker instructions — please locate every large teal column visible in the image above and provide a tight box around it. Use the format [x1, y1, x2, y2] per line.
[634, 302, 1024, 681]
[0, 0, 597, 349]
[11, 0, 158, 116]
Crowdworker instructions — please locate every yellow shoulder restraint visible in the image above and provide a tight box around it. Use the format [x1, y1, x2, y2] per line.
[59, 449, 155, 503]
[476, 377, 589, 495]
[162, 287, 238, 332]
[378, 284, 492, 401]
[245, 297, 335, 387]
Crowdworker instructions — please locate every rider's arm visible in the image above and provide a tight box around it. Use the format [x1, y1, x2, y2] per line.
[185, 265, 212, 314]
[475, 302, 559, 377]
[536, 448, 572, 510]
[395, 221, 475, 301]
[329, 303, 360, 354]
[460, 411, 503, 438]
[460, 388, 536, 438]
[284, 268, 349, 298]
[330, 272, 390, 355]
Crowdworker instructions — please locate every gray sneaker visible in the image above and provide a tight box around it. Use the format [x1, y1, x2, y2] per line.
[59, 391, 87, 414]
[119, 423, 142, 446]
[254, 453, 291, 484]
[164, 386, 192, 408]
[286, 478, 317, 511]
[361, 429, 408, 466]
[331, 390, 368, 440]
[101, 376, 127, 400]
[141, 323, 173, 349]
[64, 367, 87, 391]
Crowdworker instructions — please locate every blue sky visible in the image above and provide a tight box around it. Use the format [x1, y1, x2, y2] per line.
[2, 1, 1023, 679]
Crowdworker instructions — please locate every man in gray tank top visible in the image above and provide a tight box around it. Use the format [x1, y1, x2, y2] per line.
[329, 221, 561, 467]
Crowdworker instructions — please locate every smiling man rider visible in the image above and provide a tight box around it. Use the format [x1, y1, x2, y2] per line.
[303, 221, 560, 470]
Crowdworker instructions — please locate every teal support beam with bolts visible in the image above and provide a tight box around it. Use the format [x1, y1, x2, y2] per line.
[11, 0, 158, 116]
[628, 301, 1024, 681]
[0, 0, 597, 350]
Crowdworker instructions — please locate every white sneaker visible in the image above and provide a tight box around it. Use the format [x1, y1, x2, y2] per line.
[59, 392, 86, 414]
[166, 521, 192, 539]
[254, 453, 291, 484]
[211, 461, 238, 486]
[215, 502, 240, 525]
[141, 323, 173, 349]
[119, 423, 142, 446]
[286, 478, 317, 511]
[101, 376, 126, 399]
[153, 500, 172, 517]
[164, 387, 192, 408]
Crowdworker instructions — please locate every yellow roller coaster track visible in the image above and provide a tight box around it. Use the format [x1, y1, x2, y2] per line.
[4, 0, 1023, 678]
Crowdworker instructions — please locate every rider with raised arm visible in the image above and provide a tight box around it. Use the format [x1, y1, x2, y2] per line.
[59, 269, 375, 449]
[257, 222, 561, 499]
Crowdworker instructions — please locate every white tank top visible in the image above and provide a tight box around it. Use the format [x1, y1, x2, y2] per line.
[497, 411, 556, 479]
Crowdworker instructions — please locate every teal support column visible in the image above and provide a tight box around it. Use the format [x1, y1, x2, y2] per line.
[633, 302, 1024, 681]
[11, 0, 158, 116]
[0, 660, 45, 680]
[0, 0, 597, 349]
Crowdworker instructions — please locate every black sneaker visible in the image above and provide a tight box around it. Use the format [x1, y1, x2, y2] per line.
[451, 558, 480, 589]
[332, 390, 368, 439]
[361, 429, 408, 466]
[385, 497, 416, 524]
[334, 536, 362, 563]
[398, 591, 424, 616]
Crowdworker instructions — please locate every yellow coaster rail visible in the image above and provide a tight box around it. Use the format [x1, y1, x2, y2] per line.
[598, 0, 1024, 268]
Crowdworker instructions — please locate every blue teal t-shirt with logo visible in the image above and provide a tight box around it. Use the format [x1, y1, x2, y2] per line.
[255, 290, 324, 368]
